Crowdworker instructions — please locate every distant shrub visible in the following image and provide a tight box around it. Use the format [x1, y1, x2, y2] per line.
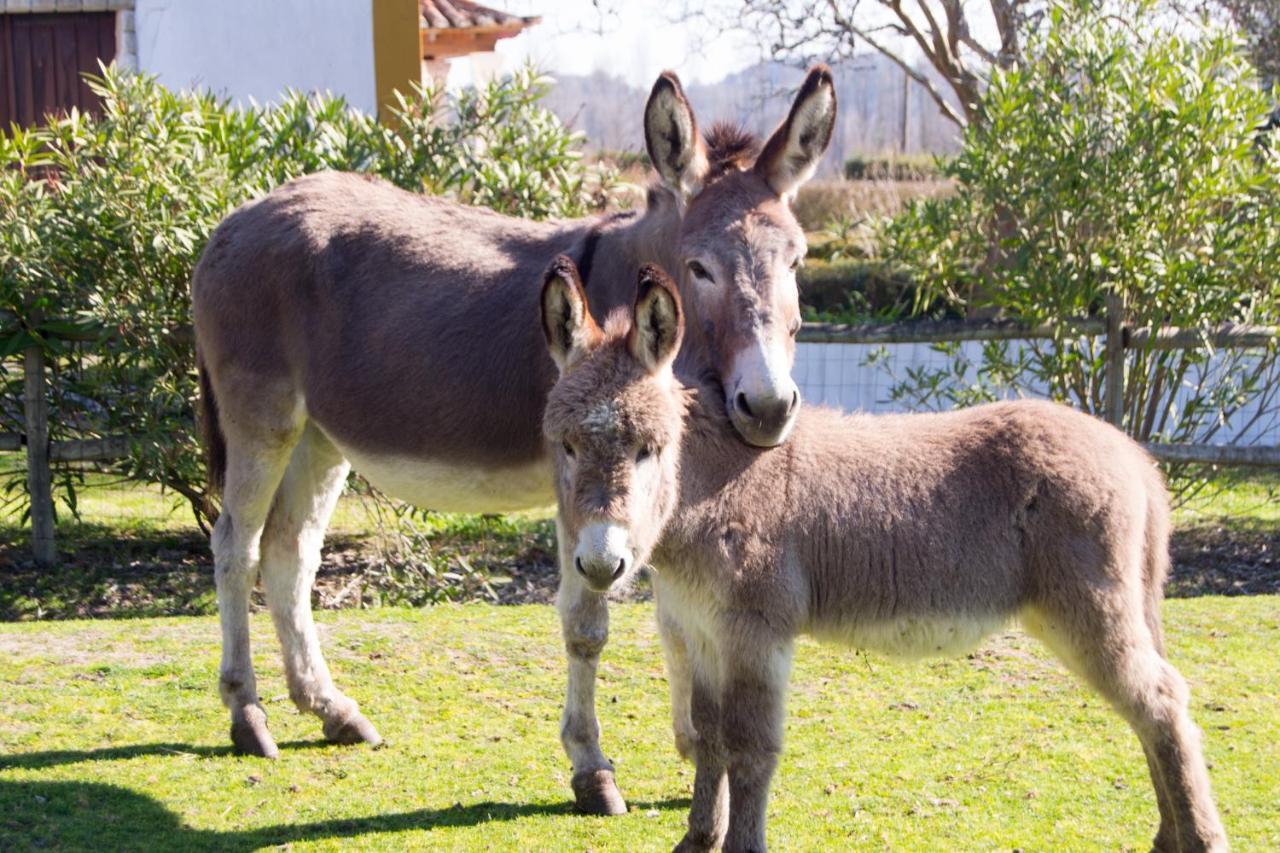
[597, 149, 651, 171]
[843, 153, 947, 181]
[798, 258, 928, 321]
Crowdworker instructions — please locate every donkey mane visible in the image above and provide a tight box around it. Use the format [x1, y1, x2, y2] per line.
[643, 122, 762, 211]
[703, 121, 762, 178]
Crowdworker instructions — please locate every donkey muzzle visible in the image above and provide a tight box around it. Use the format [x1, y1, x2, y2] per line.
[727, 339, 802, 447]
[573, 522, 633, 591]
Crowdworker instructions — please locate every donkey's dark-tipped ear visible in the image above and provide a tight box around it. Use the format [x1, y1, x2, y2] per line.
[541, 255, 599, 372]
[755, 65, 837, 199]
[644, 71, 709, 202]
[629, 264, 684, 373]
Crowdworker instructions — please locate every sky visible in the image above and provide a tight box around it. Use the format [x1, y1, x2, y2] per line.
[446, 0, 768, 88]
[443, 0, 1000, 90]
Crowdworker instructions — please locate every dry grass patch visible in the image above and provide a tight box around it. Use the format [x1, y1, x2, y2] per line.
[793, 178, 954, 231]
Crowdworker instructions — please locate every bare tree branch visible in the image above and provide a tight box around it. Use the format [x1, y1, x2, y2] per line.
[941, 0, 964, 59]
[990, 0, 1026, 66]
[822, 0, 970, 125]
[671, 0, 1047, 128]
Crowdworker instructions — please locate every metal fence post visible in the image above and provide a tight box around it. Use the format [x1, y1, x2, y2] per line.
[23, 343, 55, 565]
[1104, 292, 1126, 430]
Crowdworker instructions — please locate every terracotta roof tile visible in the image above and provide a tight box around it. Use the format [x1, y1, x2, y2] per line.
[419, 0, 537, 30]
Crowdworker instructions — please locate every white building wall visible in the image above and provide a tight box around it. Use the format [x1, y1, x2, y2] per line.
[133, 0, 377, 112]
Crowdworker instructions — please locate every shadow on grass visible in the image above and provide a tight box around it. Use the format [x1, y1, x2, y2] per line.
[0, 521, 215, 621]
[1169, 521, 1280, 597]
[0, 514, 563, 619]
[0, 777, 688, 851]
[3, 508, 1276, 621]
[0, 739, 339, 771]
[0, 523, 374, 621]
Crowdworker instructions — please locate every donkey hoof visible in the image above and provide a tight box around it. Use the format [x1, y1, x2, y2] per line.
[673, 832, 716, 853]
[572, 768, 627, 815]
[323, 712, 383, 747]
[230, 707, 278, 759]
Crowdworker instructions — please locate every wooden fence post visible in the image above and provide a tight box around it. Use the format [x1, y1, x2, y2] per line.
[1104, 291, 1126, 430]
[23, 343, 55, 566]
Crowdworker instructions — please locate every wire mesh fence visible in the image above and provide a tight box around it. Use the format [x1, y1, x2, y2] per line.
[794, 341, 1280, 447]
[7, 315, 1280, 566]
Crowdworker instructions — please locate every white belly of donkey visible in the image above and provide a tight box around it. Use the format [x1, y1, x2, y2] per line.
[337, 445, 555, 514]
[817, 614, 1008, 659]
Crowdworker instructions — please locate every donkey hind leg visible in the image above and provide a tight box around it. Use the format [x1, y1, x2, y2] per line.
[260, 424, 381, 748]
[1023, 599, 1227, 852]
[214, 415, 302, 758]
[655, 586, 698, 761]
[556, 519, 626, 816]
[1143, 740, 1181, 853]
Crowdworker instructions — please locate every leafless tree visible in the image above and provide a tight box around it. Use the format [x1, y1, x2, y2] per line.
[720, 0, 1044, 126]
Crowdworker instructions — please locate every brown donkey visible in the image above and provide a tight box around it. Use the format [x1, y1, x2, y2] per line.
[540, 260, 1227, 852]
[192, 68, 837, 812]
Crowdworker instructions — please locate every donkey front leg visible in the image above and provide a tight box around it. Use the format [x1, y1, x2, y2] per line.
[261, 425, 381, 748]
[720, 627, 793, 853]
[675, 668, 730, 853]
[556, 520, 627, 815]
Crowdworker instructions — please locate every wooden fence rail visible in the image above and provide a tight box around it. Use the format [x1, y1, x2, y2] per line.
[1144, 443, 1280, 467]
[7, 312, 1280, 564]
[0, 433, 131, 462]
[795, 318, 1280, 347]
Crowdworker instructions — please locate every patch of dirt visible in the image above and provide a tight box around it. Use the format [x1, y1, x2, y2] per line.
[0, 630, 172, 667]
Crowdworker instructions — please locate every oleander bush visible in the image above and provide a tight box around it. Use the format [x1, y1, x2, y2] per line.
[882, 0, 1280, 462]
[0, 65, 612, 529]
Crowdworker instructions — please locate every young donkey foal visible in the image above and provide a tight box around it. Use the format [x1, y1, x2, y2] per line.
[540, 261, 1227, 851]
[192, 66, 837, 813]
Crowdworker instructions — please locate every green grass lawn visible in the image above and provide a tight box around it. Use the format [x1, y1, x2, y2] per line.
[1, 598, 1276, 851]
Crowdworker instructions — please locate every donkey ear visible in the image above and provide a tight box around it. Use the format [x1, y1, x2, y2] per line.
[644, 71, 709, 201]
[629, 264, 684, 373]
[755, 65, 837, 199]
[541, 255, 599, 372]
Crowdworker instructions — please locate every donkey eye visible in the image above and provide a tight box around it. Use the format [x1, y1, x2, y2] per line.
[562, 441, 576, 459]
[687, 260, 713, 282]
[636, 444, 656, 463]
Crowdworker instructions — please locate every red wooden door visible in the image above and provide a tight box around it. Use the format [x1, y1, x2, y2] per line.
[1, 12, 116, 129]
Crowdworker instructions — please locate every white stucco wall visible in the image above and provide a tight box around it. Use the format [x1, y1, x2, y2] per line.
[133, 0, 377, 113]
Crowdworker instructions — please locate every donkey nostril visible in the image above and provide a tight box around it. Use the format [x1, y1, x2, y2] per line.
[612, 558, 627, 580]
[575, 556, 586, 577]
[787, 389, 800, 415]
[735, 391, 754, 418]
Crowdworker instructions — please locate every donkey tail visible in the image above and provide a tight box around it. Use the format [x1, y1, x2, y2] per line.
[197, 351, 226, 509]
[1141, 470, 1173, 658]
